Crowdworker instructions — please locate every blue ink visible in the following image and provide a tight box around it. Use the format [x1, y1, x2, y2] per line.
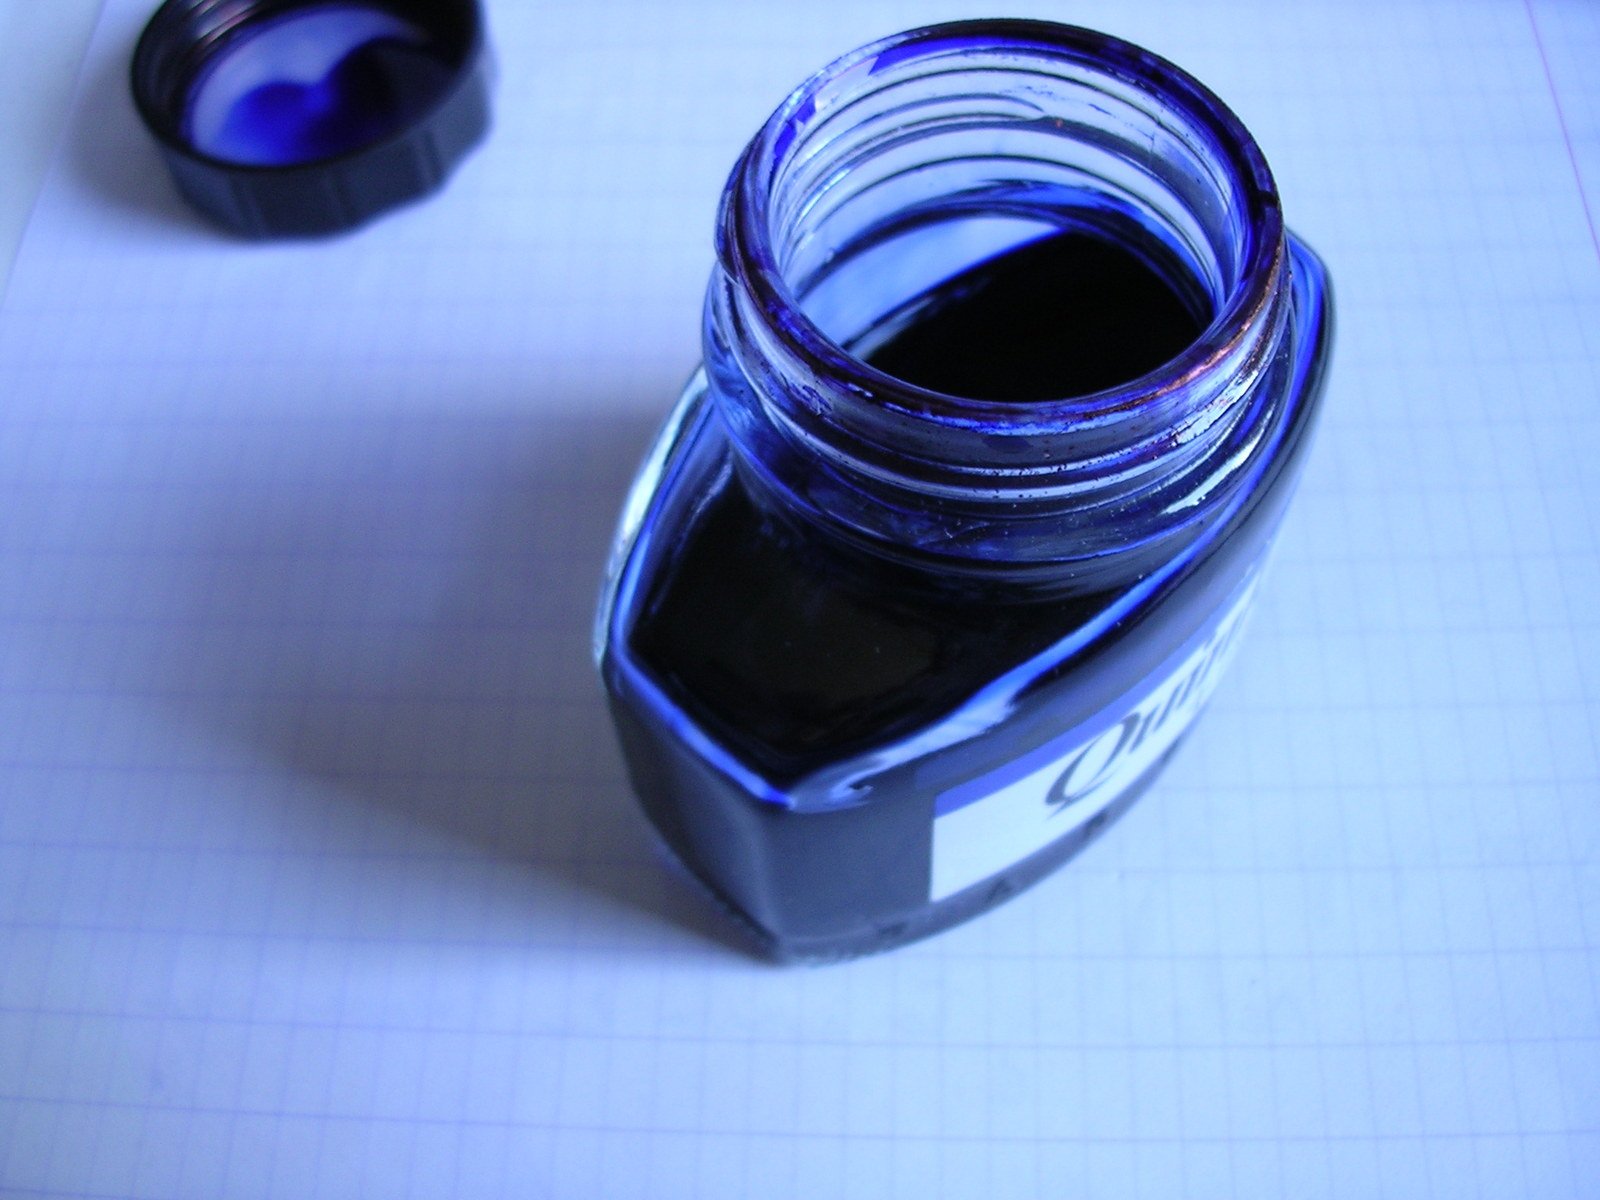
[597, 21, 1333, 960]
[182, 5, 453, 166]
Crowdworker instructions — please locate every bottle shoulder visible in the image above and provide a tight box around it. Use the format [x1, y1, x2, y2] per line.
[598, 373, 1304, 810]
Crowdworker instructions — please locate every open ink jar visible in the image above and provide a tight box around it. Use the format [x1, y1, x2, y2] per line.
[598, 19, 1334, 960]
[131, 0, 490, 236]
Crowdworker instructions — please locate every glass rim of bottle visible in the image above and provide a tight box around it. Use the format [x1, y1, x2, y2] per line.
[717, 18, 1287, 427]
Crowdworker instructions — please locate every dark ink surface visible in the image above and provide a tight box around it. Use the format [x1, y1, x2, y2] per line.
[864, 230, 1205, 401]
[630, 478, 1089, 777]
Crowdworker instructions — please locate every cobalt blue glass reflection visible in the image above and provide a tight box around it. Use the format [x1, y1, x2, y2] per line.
[597, 21, 1333, 960]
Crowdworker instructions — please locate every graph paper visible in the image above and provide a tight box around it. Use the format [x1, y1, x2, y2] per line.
[1, 0, 1597, 1196]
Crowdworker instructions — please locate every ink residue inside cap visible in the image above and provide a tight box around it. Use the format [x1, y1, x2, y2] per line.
[182, 5, 454, 167]
[132, 0, 490, 237]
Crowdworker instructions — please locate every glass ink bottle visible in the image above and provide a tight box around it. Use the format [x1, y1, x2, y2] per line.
[596, 20, 1333, 960]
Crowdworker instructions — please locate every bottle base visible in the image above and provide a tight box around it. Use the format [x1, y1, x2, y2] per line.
[637, 741, 1184, 964]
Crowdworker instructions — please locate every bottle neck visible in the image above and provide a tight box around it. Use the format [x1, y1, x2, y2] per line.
[705, 20, 1291, 594]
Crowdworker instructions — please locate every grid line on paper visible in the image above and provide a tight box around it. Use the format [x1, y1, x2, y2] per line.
[3, 1006, 1598, 1054]
[2, 844, 1593, 871]
[2, 1093, 1598, 1145]
[1524, 0, 1600, 267]
[5, 925, 1596, 959]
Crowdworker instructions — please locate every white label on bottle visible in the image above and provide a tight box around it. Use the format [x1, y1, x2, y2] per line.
[929, 577, 1260, 902]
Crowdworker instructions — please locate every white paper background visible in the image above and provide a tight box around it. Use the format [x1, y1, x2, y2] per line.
[1, 1, 1597, 1197]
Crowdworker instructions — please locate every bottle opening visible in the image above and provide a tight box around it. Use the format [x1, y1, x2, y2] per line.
[729, 20, 1281, 418]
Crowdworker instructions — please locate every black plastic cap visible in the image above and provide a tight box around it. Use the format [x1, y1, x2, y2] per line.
[131, 0, 491, 237]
